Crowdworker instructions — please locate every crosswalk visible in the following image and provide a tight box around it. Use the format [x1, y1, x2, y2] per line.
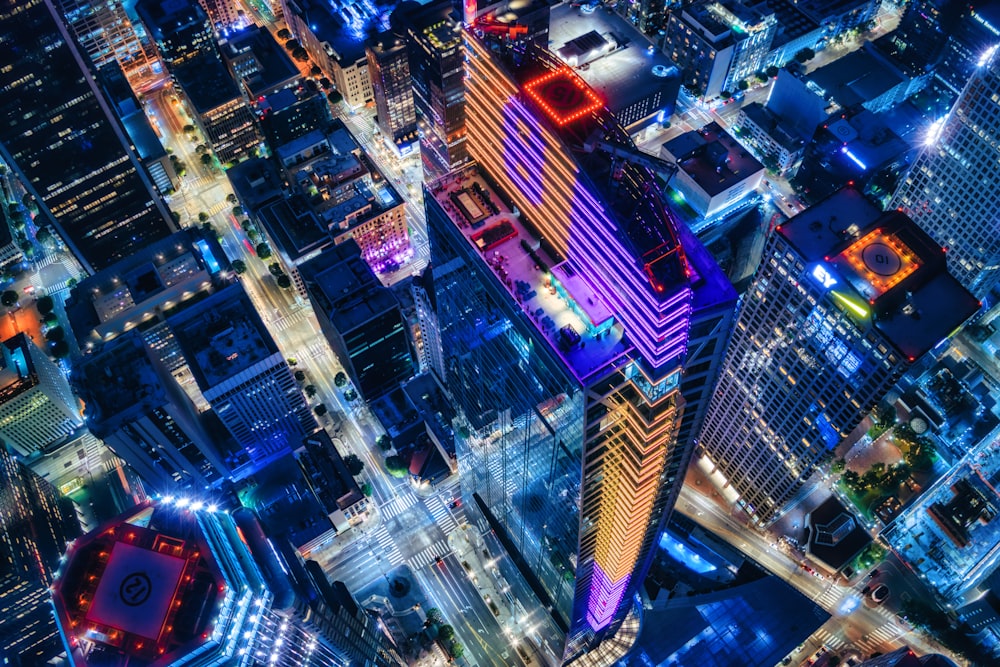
[380, 492, 417, 519]
[811, 627, 846, 651]
[426, 496, 457, 534]
[814, 585, 843, 610]
[409, 539, 451, 569]
[305, 341, 328, 360]
[856, 623, 903, 656]
[371, 524, 405, 566]
[270, 309, 306, 332]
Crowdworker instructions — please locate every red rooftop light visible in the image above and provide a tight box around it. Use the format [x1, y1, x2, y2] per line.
[522, 67, 603, 127]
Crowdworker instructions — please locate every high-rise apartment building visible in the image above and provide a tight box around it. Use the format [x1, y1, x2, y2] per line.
[299, 239, 415, 401]
[0, 333, 83, 456]
[168, 283, 316, 468]
[367, 32, 418, 152]
[0, 0, 175, 271]
[397, 0, 469, 181]
[57, 0, 154, 79]
[698, 188, 979, 526]
[426, 33, 732, 662]
[73, 332, 235, 492]
[52, 501, 399, 666]
[891, 50, 1000, 300]
[0, 446, 82, 666]
[135, 0, 216, 67]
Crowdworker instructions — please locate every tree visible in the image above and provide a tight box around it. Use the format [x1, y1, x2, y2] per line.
[227, 193, 238, 204]
[719, 90, 732, 99]
[50, 340, 69, 358]
[794, 48, 816, 64]
[277, 28, 291, 39]
[344, 454, 364, 476]
[294, 370, 306, 382]
[755, 70, 768, 83]
[334, 372, 347, 387]
[738, 79, 750, 91]
[35, 295, 54, 315]
[200, 153, 213, 166]
[319, 77, 332, 90]
[314, 403, 328, 417]
[35, 227, 54, 248]
[284, 39, 300, 51]
[43, 312, 59, 327]
[198, 211, 209, 223]
[831, 458, 846, 474]
[842, 469, 860, 489]
[195, 144, 208, 154]
[305, 384, 317, 398]
[361, 482, 373, 496]
[425, 608, 443, 626]
[450, 642, 464, 659]
[305, 79, 319, 93]
[256, 243, 272, 259]
[269, 262, 283, 276]
[385, 455, 408, 478]
[1, 290, 18, 307]
[232, 259, 247, 274]
[438, 625, 455, 643]
[183, 124, 196, 134]
[344, 388, 357, 402]
[766, 65, 780, 78]
[310, 64, 322, 77]
[45, 326, 65, 342]
[232, 205, 243, 217]
[292, 47, 309, 62]
[376, 434, 392, 451]
[276, 274, 292, 289]
[327, 90, 343, 105]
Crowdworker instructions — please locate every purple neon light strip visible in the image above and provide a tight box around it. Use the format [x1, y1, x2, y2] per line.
[586, 562, 631, 631]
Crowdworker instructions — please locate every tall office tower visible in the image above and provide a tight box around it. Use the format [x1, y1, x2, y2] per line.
[698, 188, 979, 526]
[135, 0, 216, 67]
[258, 89, 334, 149]
[367, 32, 419, 153]
[621, 0, 679, 34]
[198, 0, 240, 31]
[395, 0, 469, 181]
[56, 0, 154, 79]
[890, 50, 1000, 300]
[168, 283, 316, 469]
[934, 3, 1000, 96]
[51, 501, 379, 667]
[426, 33, 732, 662]
[0, 0, 175, 272]
[0, 333, 83, 456]
[299, 240, 415, 400]
[73, 332, 235, 492]
[662, 1, 776, 100]
[0, 446, 82, 666]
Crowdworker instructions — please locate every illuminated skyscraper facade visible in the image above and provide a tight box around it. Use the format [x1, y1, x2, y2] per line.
[891, 50, 1000, 300]
[427, 31, 731, 662]
[57, 0, 154, 79]
[698, 188, 979, 526]
[0, 0, 175, 271]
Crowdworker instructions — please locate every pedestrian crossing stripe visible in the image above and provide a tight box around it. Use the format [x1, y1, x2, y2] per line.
[380, 493, 417, 519]
[371, 526, 405, 565]
[409, 540, 451, 569]
[426, 497, 457, 535]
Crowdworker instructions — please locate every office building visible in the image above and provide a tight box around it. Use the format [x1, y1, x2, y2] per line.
[57, 0, 154, 79]
[697, 188, 979, 526]
[200, 0, 240, 31]
[65, 227, 231, 375]
[51, 501, 398, 667]
[396, 0, 469, 181]
[0, 333, 82, 456]
[426, 32, 733, 661]
[662, 1, 776, 100]
[891, 50, 1000, 300]
[135, 0, 216, 67]
[300, 239, 414, 400]
[258, 88, 334, 149]
[854, 647, 959, 667]
[0, 0, 175, 271]
[367, 33, 419, 153]
[74, 331, 236, 492]
[221, 25, 300, 101]
[168, 283, 316, 468]
[0, 446, 82, 666]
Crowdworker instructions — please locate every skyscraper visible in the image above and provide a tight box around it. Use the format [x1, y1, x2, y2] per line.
[0, 333, 83, 457]
[0, 446, 81, 666]
[51, 501, 397, 666]
[426, 32, 732, 662]
[56, 0, 154, 79]
[697, 188, 979, 526]
[366, 32, 418, 153]
[891, 49, 1000, 300]
[0, 0, 176, 271]
[167, 283, 316, 469]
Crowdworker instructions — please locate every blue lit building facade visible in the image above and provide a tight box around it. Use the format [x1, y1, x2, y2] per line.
[425, 30, 731, 662]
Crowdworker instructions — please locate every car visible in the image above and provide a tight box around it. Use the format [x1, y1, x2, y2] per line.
[870, 584, 890, 604]
[450, 498, 462, 508]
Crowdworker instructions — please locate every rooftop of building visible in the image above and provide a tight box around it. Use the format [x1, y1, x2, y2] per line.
[663, 122, 766, 196]
[73, 334, 170, 437]
[167, 283, 279, 389]
[257, 194, 330, 262]
[745, 0, 819, 41]
[0, 333, 38, 403]
[173, 54, 243, 115]
[66, 229, 228, 344]
[739, 102, 805, 152]
[226, 157, 285, 211]
[298, 239, 399, 332]
[779, 187, 980, 360]
[547, 4, 680, 120]
[297, 429, 364, 514]
[804, 496, 872, 571]
[794, 0, 873, 22]
[221, 25, 299, 98]
[288, 0, 374, 64]
[624, 575, 829, 667]
[677, 3, 734, 43]
[135, 0, 208, 34]
[51, 502, 228, 666]
[806, 44, 909, 109]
